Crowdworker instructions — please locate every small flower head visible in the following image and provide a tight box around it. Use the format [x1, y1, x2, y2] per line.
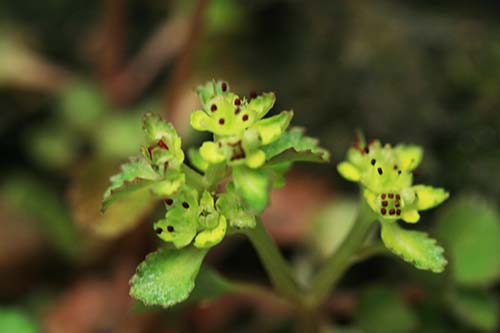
[190, 80, 292, 168]
[141, 113, 185, 172]
[338, 137, 449, 223]
[153, 186, 227, 249]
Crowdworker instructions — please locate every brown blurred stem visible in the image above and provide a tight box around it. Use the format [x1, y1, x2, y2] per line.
[163, 0, 210, 123]
[98, 0, 126, 85]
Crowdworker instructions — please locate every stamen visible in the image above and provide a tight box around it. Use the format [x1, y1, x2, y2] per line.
[167, 226, 174, 232]
[164, 198, 173, 206]
[371, 159, 376, 165]
[393, 165, 398, 170]
[378, 167, 383, 175]
[388, 193, 394, 199]
[221, 82, 228, 92]
[234, 107, 241, 115]
[382, 201, 388, 207]
[219, 118, 225, 125]
[155, 227, 163, 234]
[389, 209, 395, 215]
[398, 170, 402, 175]
[396, 209, 401, 215]
[363, 147, 370, 154]
[234, 98, 241, 106]
[250, 91, 257, 99]
[242, 114, 249, 121]
[395, 201, 400, 207]
[381, 193, 386, 199]
[148, 146, 154, 157]
[158, 139, 168, 150]
[210, 104, 217, 112]
[182, 202, 189, 209]
[396, 194, 401, 200]
[381, 208, 387, 215]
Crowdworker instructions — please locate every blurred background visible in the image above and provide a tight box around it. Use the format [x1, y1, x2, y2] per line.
[1, 0, 500, 332]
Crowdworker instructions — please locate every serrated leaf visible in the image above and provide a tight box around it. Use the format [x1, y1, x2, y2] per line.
[232, 166, 269, 214]
[262, 127, 330, 165]
[0, 307, 38, 333]
[446, 288, 499, 331]
[381, 221, 447, 273]
[102, 157, 160, 211]
[130, 247, 208, 308]
[434, 196, 500, 286]
[356, 286, 418, 333]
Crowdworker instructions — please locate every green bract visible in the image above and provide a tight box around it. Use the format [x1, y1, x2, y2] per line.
[338, 136, 449, 272]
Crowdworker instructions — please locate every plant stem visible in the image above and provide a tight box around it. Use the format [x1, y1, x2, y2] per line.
[307, 202, 375, 308]
[244, 218, 302, 304]
[181, 163, 205, 191]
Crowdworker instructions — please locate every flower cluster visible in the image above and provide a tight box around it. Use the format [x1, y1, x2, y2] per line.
[190, 80, 293, 169]
[338, 137, 449, 223]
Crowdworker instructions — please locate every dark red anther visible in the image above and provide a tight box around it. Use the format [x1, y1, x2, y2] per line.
[158, 139, 168, 150]
[368, 139, 376, 146]
[381, 208, 387, 215]
[388, 193, 394, 199]
[234, 98, 241, 106]
[221, 82, 228, 92]
[148, 145, 154, 157]
[167, 226, 174, 232]
[378, 167, 383, 175]
[381, 193, 386, 199]
[396, 209, 401, 215]
[389, 209, 395, 215]
[250, 91, 257, 99]
[363, 147, 370, 154]
[182, 202, 189, 209]
[164, 198, 173, 206]
[371, 159, 376, 165]
[210, 104, 217, 112]
[155, 227, 163, 234]
[393, 165, 398, 170]
[219, 118, 225, 125]
[234, 107, 241, 115]
[242, 114, 249, 121]
[382, 201, 388, 207]
[396, 194, 401, 200]
[398, 170, 402, 175]
[395, 201, 400, 207]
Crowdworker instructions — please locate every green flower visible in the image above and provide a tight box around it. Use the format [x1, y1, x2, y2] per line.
[102, 113, 185, 210]
[190, 80, 293, 168]
[140, 113, 185, 172]
[153, 186, 227, 249]
[338, 139, 449, 223]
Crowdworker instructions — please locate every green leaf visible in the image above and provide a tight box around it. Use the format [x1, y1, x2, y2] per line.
[130, 247, 208, 307]
[380, 221, 447, 273]
[232, 166, 269, 214]
[446, 288, 499, 331]
[434, 196, 500, 287]
[0, 308, 38, 333]
[1, 174, 80, 259]
[102, 157, 160, 211]
[262, 127, 330, 165]
[356, 286, 418, 333]
[57, 80, 108, 132]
